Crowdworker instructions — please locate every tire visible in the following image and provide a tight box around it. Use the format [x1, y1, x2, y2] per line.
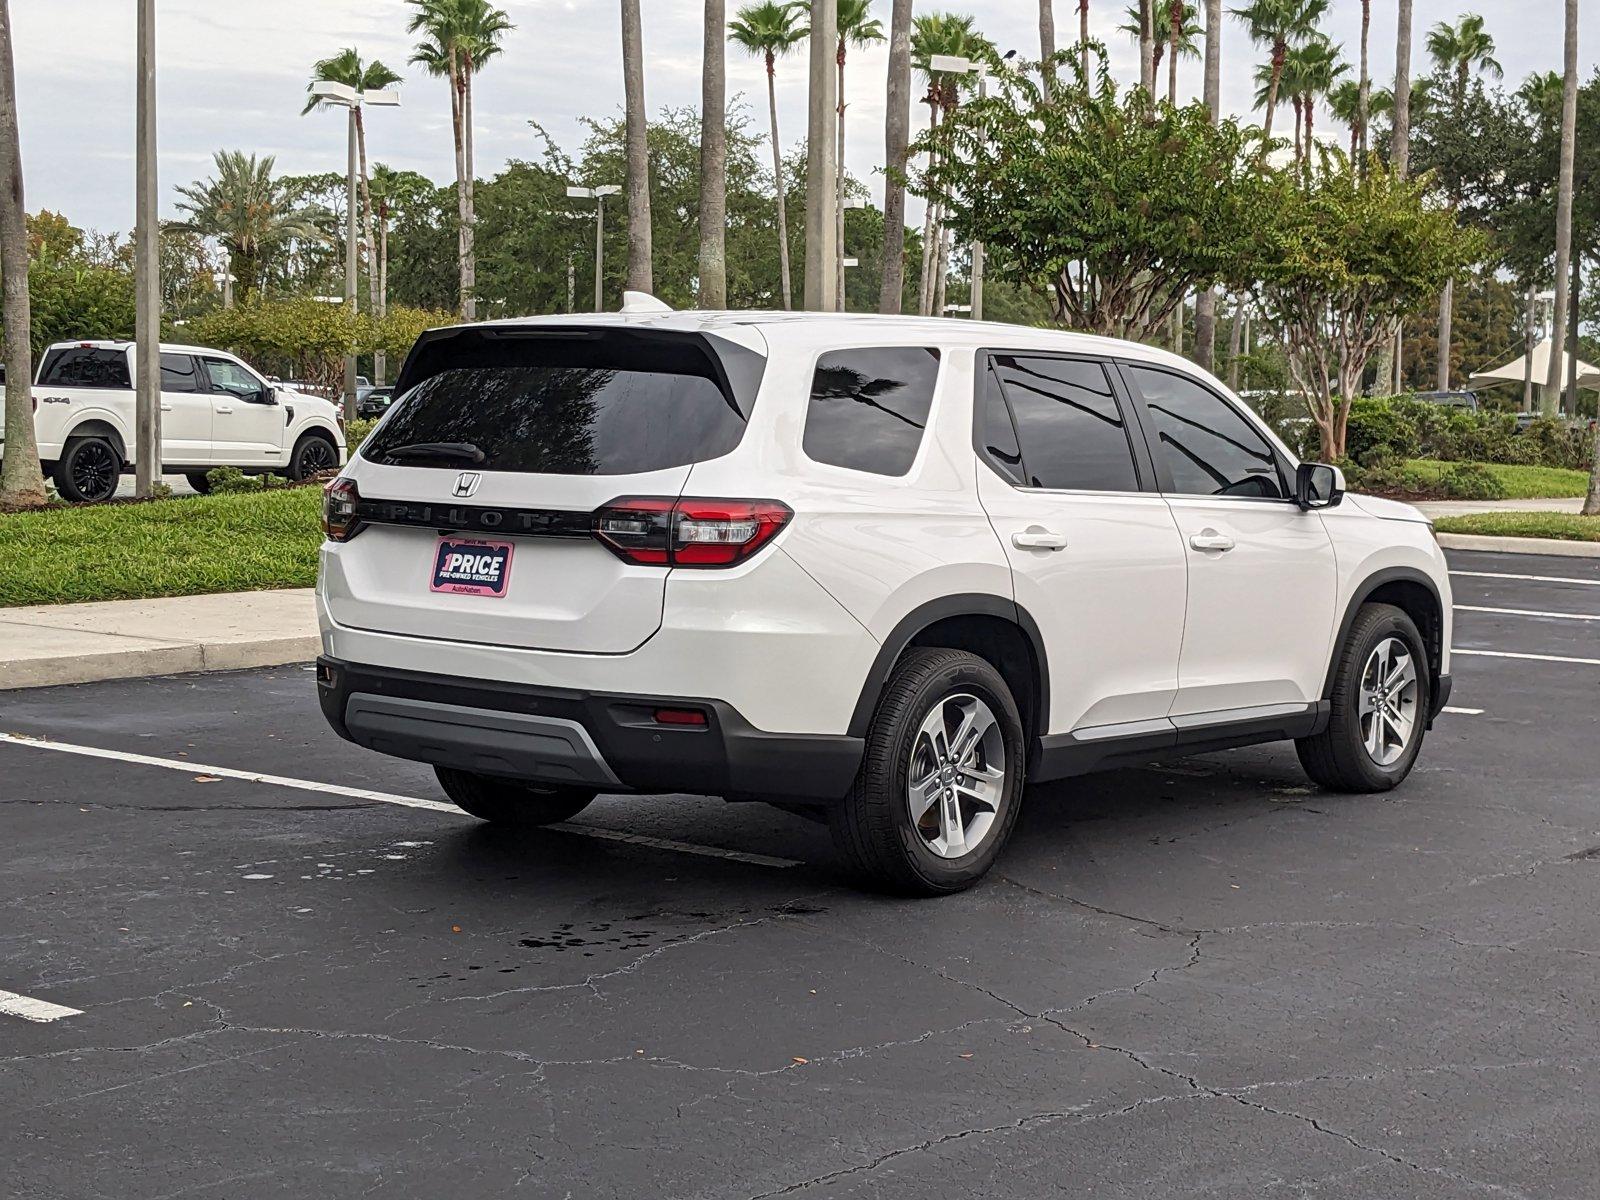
[287, 433, 339, 481]
[434, 766, 597, 827]
[52, 436, 122, 502]
[829, 648, 1026, 896]
[1296, 602, 1431, 793]
[185, 471, 214, 495]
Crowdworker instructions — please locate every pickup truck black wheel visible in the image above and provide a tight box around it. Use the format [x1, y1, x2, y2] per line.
[434, 767, 597, 827]
[185, 471, 214, 495]
[829, 648, 1025, 896]
[1296, 603, 1431, 793]
[53, 436, 121, 503]
[288, 432, 339, 481]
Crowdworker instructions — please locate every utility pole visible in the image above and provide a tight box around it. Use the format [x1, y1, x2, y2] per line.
[803, 0, 838, 311]
[133, 0, 161, 498]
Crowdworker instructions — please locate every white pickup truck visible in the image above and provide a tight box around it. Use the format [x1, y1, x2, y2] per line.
[14, 340, 347, 501]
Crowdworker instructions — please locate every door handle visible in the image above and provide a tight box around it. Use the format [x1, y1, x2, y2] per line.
[1189, 529, 1235, 553]
[214, 405, 233, 415]
[159, 403, 172, 412]
[1012, 529, 1068, 551]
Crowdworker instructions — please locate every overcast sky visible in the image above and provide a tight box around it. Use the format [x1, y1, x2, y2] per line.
[13, 1, 1599, 236]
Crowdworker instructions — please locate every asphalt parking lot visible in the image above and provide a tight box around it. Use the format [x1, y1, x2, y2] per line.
[3, 547, 1598, 1199]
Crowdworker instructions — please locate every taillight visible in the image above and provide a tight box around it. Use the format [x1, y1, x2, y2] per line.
[593, 497, 792, 568]
[322, 477, 362, 542]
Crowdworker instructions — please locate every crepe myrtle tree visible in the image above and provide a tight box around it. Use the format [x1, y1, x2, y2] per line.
[1252, 152, 1479, 462]
[910, 45, 1274, 342]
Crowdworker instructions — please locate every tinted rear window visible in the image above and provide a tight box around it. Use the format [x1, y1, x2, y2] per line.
[802, 347, 940, 476]
[364, 332, 759, 475]
[40, 347, 130, 389]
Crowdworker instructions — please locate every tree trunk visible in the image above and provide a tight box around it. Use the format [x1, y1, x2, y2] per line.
[621, 0, 653, 295]
[1192, 0, 1221, 371]
[1138, 0, 1154, 95]
[697, 0, 727, 308]
[878, 0, 912, 313]
[448, 55, 469, 318]
[933, 218, 950, 316]
[835, 38, 847, 312]
[1079, 0, 1090, 79]
[917, 106, 940, 316]
[803, 0, 838, 310]
[1357, 0, 1371, 170]
[1226, 297, 1244, 389]
[1391, 0, 1413, 178]
[462, 61, 477, 320]
[1039, 0, 1055, 97]
[0, 0, 43, 507]
[766, 61, 793, 311]
[1436, 276, 1452, 390]
[1166, 1, 1179, 105]
[1262, 45, 1284, 140]
[1545, 0, 1576, 418]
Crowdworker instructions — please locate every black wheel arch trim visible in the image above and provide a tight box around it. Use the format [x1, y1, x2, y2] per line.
[846, 593, 1050, 741]
[1324, 566, 1448, 719]
[63, 420, 127, 461]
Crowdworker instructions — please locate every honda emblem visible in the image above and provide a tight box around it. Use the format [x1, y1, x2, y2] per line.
[452, 471, 481, 499]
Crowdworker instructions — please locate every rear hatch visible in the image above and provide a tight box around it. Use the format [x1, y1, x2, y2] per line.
[325, 323, 766, 653]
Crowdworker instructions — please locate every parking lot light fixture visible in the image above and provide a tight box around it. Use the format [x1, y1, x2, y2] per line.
[567, 184, 623, 312]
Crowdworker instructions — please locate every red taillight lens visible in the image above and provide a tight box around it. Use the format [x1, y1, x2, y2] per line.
[322, 477, 362, 542]
[593, 497, 792, 568]
[653, 707, 708, 726]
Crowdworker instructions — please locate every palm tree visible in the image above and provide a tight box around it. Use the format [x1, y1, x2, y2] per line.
[1382, 0, 1414, 393]
[620, 0, 652, 295]
[1284, 37, 1344, 163]
[1329, 79, 1390, 160]
[1079, 0, 1091, 77]
[1423, 13, 1498, 391]
[730, 2, 808, 309]
[0, 0, 44, 508]
[911, 12, 992, 315]
[303, 48, 401, 324]
[700, 0, 728, 307]
[1551, 0, 1579, 428]
[834, 0, 884, 309]
[1231, 0, 1328, 141]
[1425, 13, 1501, 103]
[406, 0, 512, 319]
[1196, 0, 1222, 371]
[172, 152, 321, 301]
[1355, 0, 1370, 169]
[880, 0, 913, 312]
[1122, 2, 1199, 103]
[1039, 0, 1056, 96]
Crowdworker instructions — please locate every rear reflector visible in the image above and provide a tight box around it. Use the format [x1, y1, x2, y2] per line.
[593, 497, 791, 568]
[652, 707, 708, 726]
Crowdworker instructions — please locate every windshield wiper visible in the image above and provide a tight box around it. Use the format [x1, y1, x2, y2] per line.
[379, 441, 486, 465]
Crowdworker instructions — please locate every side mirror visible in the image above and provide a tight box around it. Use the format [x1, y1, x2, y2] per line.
[255, 384, 279, 406]
[1296, 462, 1344, 510]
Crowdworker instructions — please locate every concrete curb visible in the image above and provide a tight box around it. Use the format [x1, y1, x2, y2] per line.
[1436, 532, 1600, 559]
[0, 590, 319, 691]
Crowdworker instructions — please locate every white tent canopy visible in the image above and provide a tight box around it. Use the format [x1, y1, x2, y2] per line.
[1468, 337, 1600, 393]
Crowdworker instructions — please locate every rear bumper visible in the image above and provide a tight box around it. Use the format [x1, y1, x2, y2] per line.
[316, 657, 863, 803]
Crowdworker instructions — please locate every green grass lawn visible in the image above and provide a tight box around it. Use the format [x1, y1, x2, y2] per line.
[1433, 512, 1600, 543]
[0, 487, 323, 607]
[1402, 460, 1590, 499]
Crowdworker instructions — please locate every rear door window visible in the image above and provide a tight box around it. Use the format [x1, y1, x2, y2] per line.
[39, 347, 131, 389]
[364, 331, 759, 475]
[989, 355, 1141, 492]
[160, 353, 202, 392]
[802, 347, 940, 476]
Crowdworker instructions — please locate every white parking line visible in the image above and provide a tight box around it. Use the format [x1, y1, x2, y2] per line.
[1455, 604, 1600, 622]
[0, 989, 82, 1023]
[1452, 648, 1600, 667]
[1451, 570, 1600, 588]
[1442, 706, 1484, 715]
[0, 733, 800, 870]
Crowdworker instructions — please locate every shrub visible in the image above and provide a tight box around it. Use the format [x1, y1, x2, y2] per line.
[204, 466, 264, 494]
[343, 417, 378, 452]
[1344, 398, 1420, 465]
[1438, 462, 1507, 501]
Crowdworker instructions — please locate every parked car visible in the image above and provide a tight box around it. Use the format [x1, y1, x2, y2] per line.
[8, 341, 346, 501]
[313, 311, 1453, 895]
[357, 385, 396, 418]
[1411, 389, 1480, 412]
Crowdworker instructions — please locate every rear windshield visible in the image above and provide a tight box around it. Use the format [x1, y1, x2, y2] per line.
[39, 347, 131, 389]
[363, 330, 761, 475]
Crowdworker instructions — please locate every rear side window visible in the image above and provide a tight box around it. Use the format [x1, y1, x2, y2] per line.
[160, 353, 202, 393]
[989, 355, 1140, 492]
[1126, 365, 1287, 499]
[364, 332, 758, 476]
[803, 347, 940, 476]
[39, 348, 130, 390]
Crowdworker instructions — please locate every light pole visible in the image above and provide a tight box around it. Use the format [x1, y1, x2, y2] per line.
[567, 185, 622, 312]
[309, 80, 399, 422]
[839, 199, 867, 312]
[927, 51, 1011, 321]
[133, 0, 160, 498]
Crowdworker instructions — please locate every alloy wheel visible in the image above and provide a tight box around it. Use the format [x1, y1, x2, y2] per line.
[1358, 636, 1419, 767]
[298, 439, 336, 476]
[71, 442, 118, 501]
[906, 693, 1006, 859]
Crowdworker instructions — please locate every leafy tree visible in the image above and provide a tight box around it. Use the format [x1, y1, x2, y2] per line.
[1253, 154, 1479, 459]
[1231, 0, 1330, 140]
[912, 48, 1275, 340]
[172, 151, 323, 303]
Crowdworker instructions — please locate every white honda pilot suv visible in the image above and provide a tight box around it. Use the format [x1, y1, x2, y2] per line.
[315, 310, 1453, 894]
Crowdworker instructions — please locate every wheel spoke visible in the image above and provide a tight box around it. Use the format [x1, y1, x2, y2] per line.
[939, 789, 967, 857]
[947, 702, 984, 765]
[910, 771, 943, 822]
[1363, 713, 1383, 759]
[1384, 653, 1416, 694]
[1358, 689, 1376, 716]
